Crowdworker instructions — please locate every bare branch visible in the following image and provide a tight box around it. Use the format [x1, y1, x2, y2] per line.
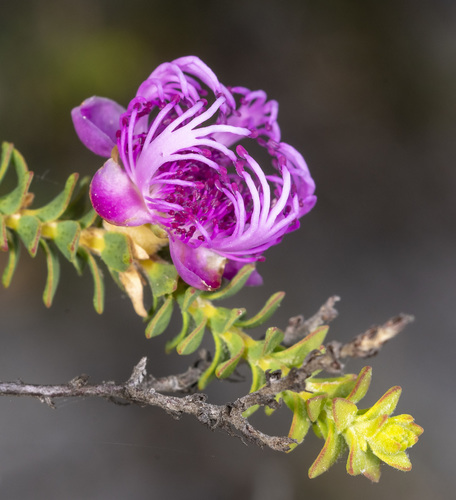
[340, 313, 415, 359]
[0, 359, 294, 452]
[0, 314, 413, 453]
[283, 296, 340, 346]
[142, 350, 211, 393]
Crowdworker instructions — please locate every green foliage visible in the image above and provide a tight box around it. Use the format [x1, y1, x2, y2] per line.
[0, 142, 132, 312]
[142, 264, 422, 480]
[307, 376, 423, 481]
[0, 142, 423, 481]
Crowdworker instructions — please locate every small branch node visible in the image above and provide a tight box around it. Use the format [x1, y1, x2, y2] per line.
[39, 396, 55, 409]
[127, 357, 148, 387]
[69, 374, 89, 388]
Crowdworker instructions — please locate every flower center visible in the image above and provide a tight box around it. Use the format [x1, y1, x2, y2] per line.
[153, 158, 251, 247]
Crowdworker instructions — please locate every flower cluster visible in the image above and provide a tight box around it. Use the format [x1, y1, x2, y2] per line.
[72, 56, 316, 290]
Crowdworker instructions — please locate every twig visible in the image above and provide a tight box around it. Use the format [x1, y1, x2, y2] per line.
[283, 296, 340, 346]
[142, 349, 212, 393]
[0, 314, 413, 452]
[339, 313, 415, 358]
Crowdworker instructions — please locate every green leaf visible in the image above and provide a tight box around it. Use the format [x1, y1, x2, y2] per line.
[235, 291, 285, 329]
[100, 232, 132, 272]
[0, 215, 8, 251]
[306, 374, 358, 398]
[53, 220, 81, 262]
[177, 318, 207, 355]
[306, 394, 327, 422]
[141, 259, 178, 298]
[250, 361, 267, 394]
[0, 149, 33, 215]
[16, 215, 41, 257]
[198, 330, 224, 390]
[308, 420, 346, 478]
[106, 266, 125, 292]
[272, 325, 329, 367]
[360, 386, 402, 421]
[25, 173, 79, 222]
[332, 398, 358, 433]
[78, 208, 98, 229]
[165, 311, 190, 353]
[179, 286, 201, 312]
[61, 175, 91, 220]
[215, 331, 245, 378]
[40, 239, 61, 308]
[145, 295, 174, 339]
[240, 362, 268, 418]
[345, 431, 381, 481]
[210, 307, 245, 336]
[70, 252, 86, 275]
[368, 443, 412, 472]
[262, 327, 285, 356]
[2, 230, 20, 287]
[0, 142, 14, 183]
[201, 264, 255, 301]
[283, 392, 312, 450]
[78, 247, 104, 314]
[346, 366, 372, 404]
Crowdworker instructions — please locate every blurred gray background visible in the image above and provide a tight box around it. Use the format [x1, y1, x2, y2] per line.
[0, 0, 454, 498]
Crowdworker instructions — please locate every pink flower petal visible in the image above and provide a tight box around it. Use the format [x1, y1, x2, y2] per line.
[71, 97, 125, 157]
[169, 238, 226, 291]
[90, 159, 151, 226]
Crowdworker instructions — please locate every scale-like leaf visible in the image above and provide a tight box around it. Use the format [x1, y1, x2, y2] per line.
[177, 318, 207, 355]
[332, 398, 358, 433]
[210, 307, 245, 336]
[308, 421, 346, 478]
[359, 386, 402, 421]
[262, 327, 285, 356]
[53, 220, 81, 261]
[16, 215, 41, 257]
[141, 259, 178, 298]
[145, 295, 174, 338]
[0, 142, 14, 183]
[272, 326, 329, 367]
[61, 176, 91, 220]
[346, 366, 372, 404]
[198, 331, 224, 389]
[306, 374, 358, 398]
[78, 247, 104, 314]
[345, 432, 382, 481]
[165, 311, 190, 353]
[78, 208, 98, 229]
[0, 149, 33, 215]
[40, 239, 61, 308]
[25, 173, 79, 222]
[100, 232, 132, 272]
[2, 230, 20, 287]
[179, 286, 201, 312]
[0, 215, 8, 251]
[284, 392, 312, 451]
[215, 331, 245, 378]
[242, 362, 268, 418]
[201, 264, 255, 301]
[306, 394, 327, 422]
[235, 291, 285, 329]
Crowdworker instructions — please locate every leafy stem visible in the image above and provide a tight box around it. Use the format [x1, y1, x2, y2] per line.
[0, 142, 423, 480]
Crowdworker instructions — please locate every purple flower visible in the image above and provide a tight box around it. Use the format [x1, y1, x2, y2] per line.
[72, 56, 316, 290]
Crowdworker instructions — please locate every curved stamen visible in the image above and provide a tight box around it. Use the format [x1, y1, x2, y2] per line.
[241, 153, 271, 228]
[143, 100, 177, 149]
[80, 56, 316, 290]
[265, 166, 292, 227]
[127, 105, 139, 174]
